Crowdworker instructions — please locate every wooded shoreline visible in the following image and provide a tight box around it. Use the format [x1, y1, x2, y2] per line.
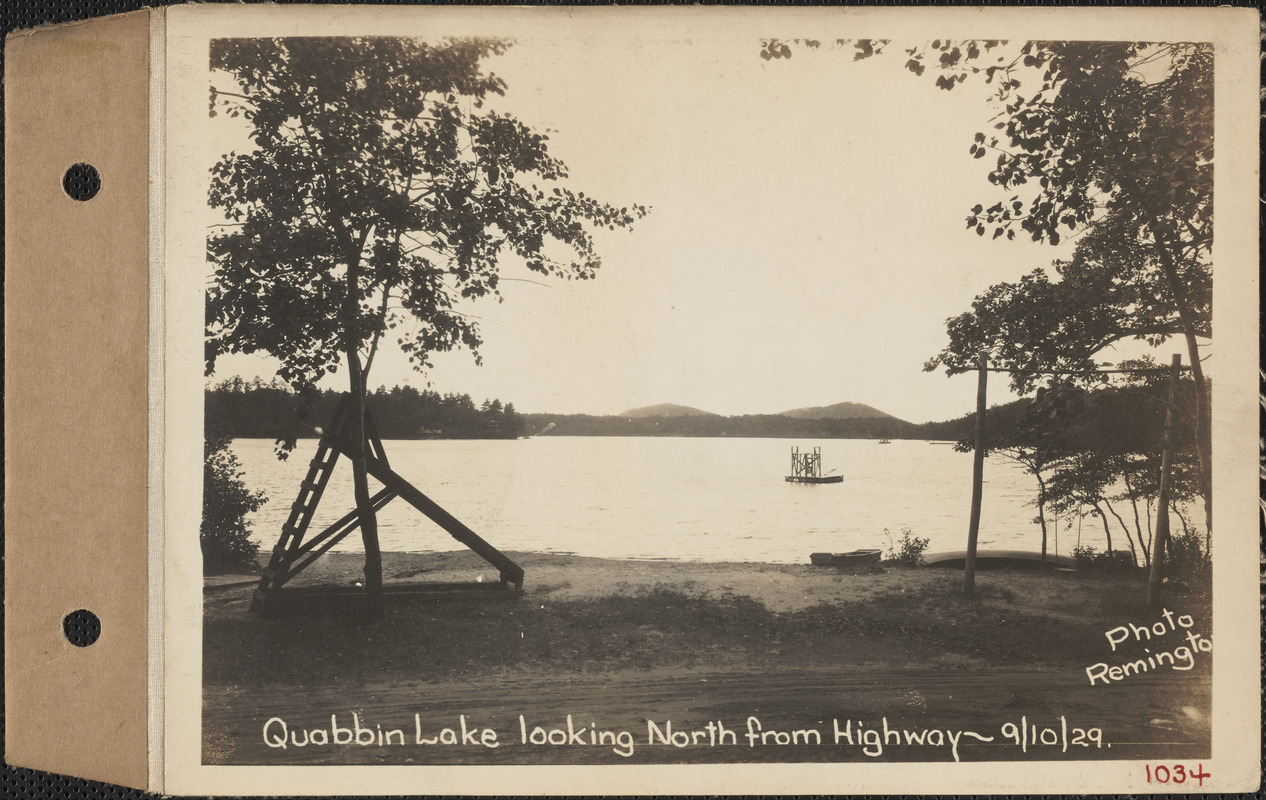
[205, 380, 1005, 442]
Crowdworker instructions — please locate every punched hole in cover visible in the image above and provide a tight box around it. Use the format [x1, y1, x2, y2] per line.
[63, 609, 101, 647]
[62, 162, 101, 201]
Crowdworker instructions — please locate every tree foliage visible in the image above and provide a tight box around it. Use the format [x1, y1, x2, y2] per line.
[759, 37, 1214, 531]
[202, 427, 267, 574]
[761, 38, 1211, 251]
[930, 213, 1210, 392]
[206, 378, 525, 440]
[997, 359, 1202, 566]
[207, 37, 647, 391]
[207, 37, 646, 616]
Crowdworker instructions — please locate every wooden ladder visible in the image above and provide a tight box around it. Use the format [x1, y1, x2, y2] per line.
[252, 396, 365, 608]
[251, 394, 523, 612]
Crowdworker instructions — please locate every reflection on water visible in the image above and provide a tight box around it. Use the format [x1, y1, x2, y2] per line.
[231, 436, 1078, 564]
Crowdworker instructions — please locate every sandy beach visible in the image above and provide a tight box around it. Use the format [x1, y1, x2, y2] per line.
[203, 551, 1212, 766]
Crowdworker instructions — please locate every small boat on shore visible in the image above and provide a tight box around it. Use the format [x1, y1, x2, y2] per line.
[922, 549, 1076, 570]
[810, 549, 882, 567]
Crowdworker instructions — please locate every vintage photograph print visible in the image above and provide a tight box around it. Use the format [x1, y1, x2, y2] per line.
[168, 10, 1255, 790]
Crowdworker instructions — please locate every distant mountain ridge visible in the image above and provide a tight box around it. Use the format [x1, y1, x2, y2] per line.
[777, 401, 901, 422]
[620, 403, 718, 418]
[621, 400, 903, 422]
[523, 400, 1020, 441]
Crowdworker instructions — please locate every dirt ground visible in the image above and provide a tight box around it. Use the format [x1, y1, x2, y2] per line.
[203, 551, 1213, 766]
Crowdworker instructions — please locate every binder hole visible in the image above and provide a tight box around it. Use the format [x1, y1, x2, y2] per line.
[63, 609, 101, 647]
[62, 163, 101, 201]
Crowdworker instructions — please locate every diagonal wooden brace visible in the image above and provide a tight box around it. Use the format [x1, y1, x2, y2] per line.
[329, 440, 525, 590]
[284, 487, 399, 582]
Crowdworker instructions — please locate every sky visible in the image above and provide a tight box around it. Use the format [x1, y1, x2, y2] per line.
[206, 35, 1100, 423]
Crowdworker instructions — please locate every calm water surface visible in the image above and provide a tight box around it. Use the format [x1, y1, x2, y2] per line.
[232, 436, 1078, 563]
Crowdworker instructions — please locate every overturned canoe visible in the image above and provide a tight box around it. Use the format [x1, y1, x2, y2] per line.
[922, 549, 1077, 570]
[810, 549, 882, 567]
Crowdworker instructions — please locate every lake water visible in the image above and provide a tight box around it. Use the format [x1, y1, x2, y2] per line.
[230, 436, 1093, 564]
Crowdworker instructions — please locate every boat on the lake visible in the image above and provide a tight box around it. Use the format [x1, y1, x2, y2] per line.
[785, 445, 843, 484]
[922, 549, 1077, 570]
[878, 437, 891, 444]
[810, 549, 883, 567]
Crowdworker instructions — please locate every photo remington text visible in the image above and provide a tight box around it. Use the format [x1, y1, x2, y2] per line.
[1085, 608, 1211, 686]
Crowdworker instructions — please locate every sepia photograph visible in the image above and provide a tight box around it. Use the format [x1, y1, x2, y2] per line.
[150, 7, 1257, 792]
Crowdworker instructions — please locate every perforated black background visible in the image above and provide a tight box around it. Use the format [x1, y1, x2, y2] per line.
[1, 0, 1255, 799]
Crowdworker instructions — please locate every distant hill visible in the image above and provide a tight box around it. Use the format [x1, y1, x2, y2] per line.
[620, 403, 718, 418]
[777, 401, 902, 422]
[523, 400, 1026, 441]
[523, 411, 918, 439]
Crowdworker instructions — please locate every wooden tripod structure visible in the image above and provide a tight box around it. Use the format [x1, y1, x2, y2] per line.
[785, 446, 843, 484]
[251, 394, 524, 612]
[789, 446, 822, 480]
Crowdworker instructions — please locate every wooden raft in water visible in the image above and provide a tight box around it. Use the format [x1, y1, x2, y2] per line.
[785, 445, 843, 484]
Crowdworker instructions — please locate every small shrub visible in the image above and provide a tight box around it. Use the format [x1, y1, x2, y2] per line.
[1071, 543, 1098, 570]
[1072, 544, 1139, 573]
[1166, 529, 1210, 580]
[883, 527, 930, 566]
[203, 427, 267, 574]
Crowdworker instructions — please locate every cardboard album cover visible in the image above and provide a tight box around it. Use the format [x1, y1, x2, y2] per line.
[4, 4, 1261, 794]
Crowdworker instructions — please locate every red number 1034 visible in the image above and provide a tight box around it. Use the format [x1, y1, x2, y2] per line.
[1146, 763, 1210, 786]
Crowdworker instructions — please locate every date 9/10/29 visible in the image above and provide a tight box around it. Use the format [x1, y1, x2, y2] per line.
[1146, 764, 1210, 787]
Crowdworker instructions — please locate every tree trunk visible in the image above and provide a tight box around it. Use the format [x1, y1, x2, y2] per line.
[1101, 499, 1138, 566]
[1035, 477, 1048, 571]
[1111, 173, 1211, 537]
[1147, 354, 1181, 608]
[1122, 468, 1148, 564]
[342, 228, 384, 621]
[346, 346, 384, 621]
[964, 356, 987, 600]
[1144, 215, 1211, 537]
[1171, 502, 1191, 540]
[1145, 497, 1153, 548]
[1092, 502, 1113, 555]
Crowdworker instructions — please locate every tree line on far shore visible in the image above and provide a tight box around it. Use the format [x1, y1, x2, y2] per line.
[206, 378, 525, 442]
[205, 377, 1004, 443]
[522, 412, 957, 440]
